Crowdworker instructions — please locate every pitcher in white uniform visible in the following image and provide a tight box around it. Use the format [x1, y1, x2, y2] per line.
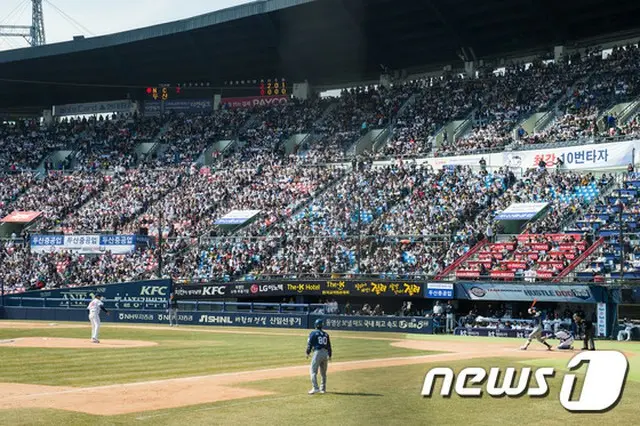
[87, 295, 109, 343]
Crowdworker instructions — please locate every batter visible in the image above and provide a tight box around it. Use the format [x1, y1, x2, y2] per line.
[520, 307, 552, 351]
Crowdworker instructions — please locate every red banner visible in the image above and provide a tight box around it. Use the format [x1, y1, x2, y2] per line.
[1, 211, 42, 223]
[538, 261, 565, 269]
[491, 243, 515, 251]
[468, 261, 491, 267]
[220, 95, 289, 109]
[490, 271, 515, 280]
[530, 243, 550, 251]
[456, 270, 480, 278]
[505, 262, 527, 270]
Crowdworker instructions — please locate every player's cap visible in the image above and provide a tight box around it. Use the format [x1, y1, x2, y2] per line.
[314, 319, 324, 329]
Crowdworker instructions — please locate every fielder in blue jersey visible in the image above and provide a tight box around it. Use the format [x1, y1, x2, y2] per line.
[306, 319, 332, 394]
[520, 307, 552, 351]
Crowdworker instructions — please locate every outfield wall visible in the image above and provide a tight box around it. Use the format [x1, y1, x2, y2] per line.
[0, 279, 624, 336]
[0, 306, 435, 334]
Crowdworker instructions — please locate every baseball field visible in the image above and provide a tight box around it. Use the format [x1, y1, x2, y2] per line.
[0, 321, 638, 426]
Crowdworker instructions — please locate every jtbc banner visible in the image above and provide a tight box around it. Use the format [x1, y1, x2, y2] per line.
[3, 280, 171, 310]
[312, 315, 432, 334]
[174, 280, 424, 299]
[455, 327, 554, 339]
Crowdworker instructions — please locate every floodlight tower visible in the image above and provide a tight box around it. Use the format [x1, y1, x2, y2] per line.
[0, 0, 46, 47]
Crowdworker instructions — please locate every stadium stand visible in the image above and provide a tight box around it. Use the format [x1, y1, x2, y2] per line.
[2, 41, 640, 292]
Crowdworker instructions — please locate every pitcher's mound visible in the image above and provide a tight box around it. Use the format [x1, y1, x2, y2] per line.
[0, 337, 157, 349]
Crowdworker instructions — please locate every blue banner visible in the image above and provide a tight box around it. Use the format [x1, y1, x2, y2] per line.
[3, 280, 172, 310]
[426, 282, 454, 299]
[495, 202, 549, 221]
[455, 282, 599, 303]
[30, 234, 139, 254]
[0, 307, 307, 329]
[312, 315, 432, 333]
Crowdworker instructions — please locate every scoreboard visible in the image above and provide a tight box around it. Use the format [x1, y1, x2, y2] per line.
[223, 78, 287, 98]
[259, 79, 287, 96]
[145, 85, 174, 101]
[143, 79, 288, 100]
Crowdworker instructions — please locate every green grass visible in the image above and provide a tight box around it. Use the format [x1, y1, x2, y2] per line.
[0, 323, 639, 425]
[0, 325, 431, 386]
[2, 357, 638, 426]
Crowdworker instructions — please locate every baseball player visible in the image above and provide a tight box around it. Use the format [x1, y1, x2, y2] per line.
[87, 294, 109, 343]
[306, 319, 332, 394]
[555, 328, 575, 350]
[574, 313, 596, 350]
[168, 293, 178, 327]
[520, 307, 552, 351]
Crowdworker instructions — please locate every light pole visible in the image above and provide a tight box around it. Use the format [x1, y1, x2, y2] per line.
[157, 209, 163, 279]
[619, 199, 624, 282]
[357, 196, 362, 273]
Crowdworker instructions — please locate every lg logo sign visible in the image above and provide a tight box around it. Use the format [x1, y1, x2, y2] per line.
[422, 351, 628, 412]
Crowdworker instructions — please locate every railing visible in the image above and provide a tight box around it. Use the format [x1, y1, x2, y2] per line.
[553, 237, 605, 282]
[617, 97, 640, 124]
[533, 110, 556, 132]
[435, 239, 487, 280]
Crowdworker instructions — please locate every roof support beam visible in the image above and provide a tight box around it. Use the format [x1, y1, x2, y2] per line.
[425, 0, 476, 62]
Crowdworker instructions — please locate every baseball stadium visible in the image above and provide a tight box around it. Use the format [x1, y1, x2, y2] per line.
[1, 0, 640, 424]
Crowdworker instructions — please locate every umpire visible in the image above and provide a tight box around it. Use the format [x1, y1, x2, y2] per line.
[168, 292, 178, 327]
[574, 313, 595, 350]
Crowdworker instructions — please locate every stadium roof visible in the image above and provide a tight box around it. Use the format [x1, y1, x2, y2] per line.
[1, 0, 640, 114]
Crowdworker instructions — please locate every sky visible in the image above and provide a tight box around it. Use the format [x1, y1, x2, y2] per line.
[0, 0, 255, 51]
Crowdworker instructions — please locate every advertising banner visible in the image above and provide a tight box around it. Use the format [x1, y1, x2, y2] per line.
[426, 139, 638, 171]
[220, 95, 289, 109]
[457, 283, 597, 303]
[495, 202, 549, 221]
[144, 99, 212, 115]
[30, 234, 138, 254]
[109, 311, 306, 328]
[454, 327, 554, 339]
[1, 211, 42, 223]
[214, 210, 261, 225]
[313, 315, 432, 334]
[426, 282, 454, 299]
[54, 100, 136, 117]
[174, 280, 424, 299]
[596, 303, 607, 337]
[504, 140, 635, 170]
[4, 280, 171, 310]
